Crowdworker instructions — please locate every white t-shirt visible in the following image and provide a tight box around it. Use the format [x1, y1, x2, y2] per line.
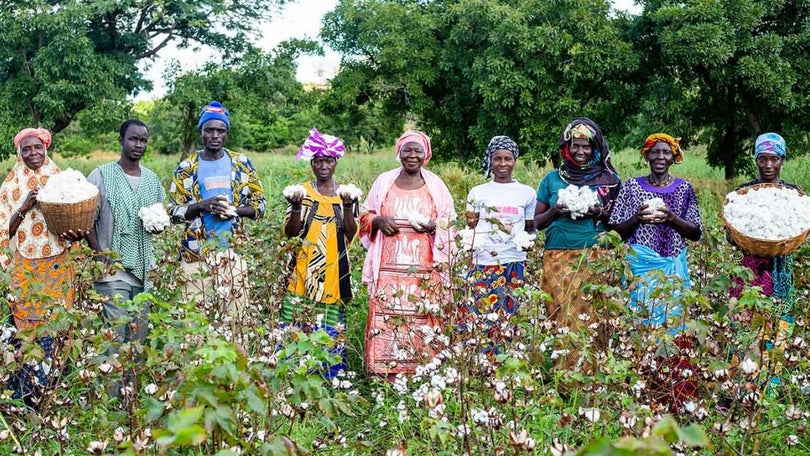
[466, 180, 537, 265]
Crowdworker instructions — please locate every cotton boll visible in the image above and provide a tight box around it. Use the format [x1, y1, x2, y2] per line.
[724, 187, 810, 240]
[457, 228, 476, 251]
[512, 231, 536, 250]
[215, 195, 238, 219]
[557, 185, 599, 219]
[138, 203, 170, 232]
[282, 184, 307, 199]
[644, 197, 668, 217]
[337, 183, 363, 201]
[408, 213, 430, 230]
[37, 169, 99, 203]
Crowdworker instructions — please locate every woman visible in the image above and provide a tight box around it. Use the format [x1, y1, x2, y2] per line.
[461, 136, 535, 348]
[534, 117, 621, 372]
[0, 128, 83, 401]
[729, 133, 799, 387]
[283, 128, 358, 377]
[608, 133, 702, 409]
[360, 130, 456, 377]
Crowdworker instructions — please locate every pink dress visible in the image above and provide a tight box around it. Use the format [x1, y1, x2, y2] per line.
[365, 184, 440, 375]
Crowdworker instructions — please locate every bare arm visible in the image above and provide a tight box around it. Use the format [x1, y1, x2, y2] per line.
[533, 201, 570, 231]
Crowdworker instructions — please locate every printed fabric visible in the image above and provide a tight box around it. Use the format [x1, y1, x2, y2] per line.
[283, 181, 359, 313]
[168, 149, 266, 262]
[608, 176, 702, 257]
[98, 163, 165, 288]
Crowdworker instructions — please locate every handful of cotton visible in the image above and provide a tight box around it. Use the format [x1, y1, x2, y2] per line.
[643, 197, 668, 217]
[37, 168, 99, 203]
[457, 227, 476, 251]
[407, 212, 431, 230]
[138, 203, 170, 233]
[724, 187, 810, 240]
[512, 231, 536, 250]
[215, 195, 238, 219]
[557, 184, 600, 219]
[283, 184, 307, 199]
[337, 183, 363, 201]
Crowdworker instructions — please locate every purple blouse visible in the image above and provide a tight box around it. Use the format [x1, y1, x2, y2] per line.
[608, 177, 702, 257]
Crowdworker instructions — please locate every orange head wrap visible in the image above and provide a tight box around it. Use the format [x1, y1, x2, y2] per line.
[640, 133, 683, 164]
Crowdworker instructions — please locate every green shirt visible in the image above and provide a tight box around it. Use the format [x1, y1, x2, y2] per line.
[536, 170, 606, 250]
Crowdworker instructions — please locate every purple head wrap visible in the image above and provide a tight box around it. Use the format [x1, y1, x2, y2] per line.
[296, 128, 346, 160]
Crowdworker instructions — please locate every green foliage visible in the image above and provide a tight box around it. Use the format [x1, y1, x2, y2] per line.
[624, 0, 810, 178]
[0, 0, 288, 160]
[322, 0, 639, 165]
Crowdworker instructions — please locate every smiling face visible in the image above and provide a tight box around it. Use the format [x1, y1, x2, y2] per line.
[19, 136, 46, 170]
[310, 156, 337, 182]
[569, 138, 593, 166]
[756, 152, 783, 182]
[491, 149, 516, 182]
[646, 141, 675, 175]
[399, 141, 426, 174]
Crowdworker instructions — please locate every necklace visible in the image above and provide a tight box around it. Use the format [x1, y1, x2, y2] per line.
[647, 174, 672, 187]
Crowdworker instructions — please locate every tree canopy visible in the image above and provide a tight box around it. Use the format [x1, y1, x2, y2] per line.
[0, 0, 287, 158]
[322, 0, 639, 165]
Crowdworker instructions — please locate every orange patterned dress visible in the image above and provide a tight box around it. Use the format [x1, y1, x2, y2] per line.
[364, 184, 441, 375]
[0, 156, 73, 329]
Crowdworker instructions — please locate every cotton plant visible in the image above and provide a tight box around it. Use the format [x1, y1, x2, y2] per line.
[557, 184, 600, 219]
[137, 203, 170, 232]
[724, 186, 810, 240]
[37, 168, 99, 203]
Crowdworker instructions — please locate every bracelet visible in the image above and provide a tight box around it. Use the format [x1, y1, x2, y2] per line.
[15, 209, 24, 219]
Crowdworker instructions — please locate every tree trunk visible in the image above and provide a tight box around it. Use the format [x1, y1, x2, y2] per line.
[720, 124, 736, 180]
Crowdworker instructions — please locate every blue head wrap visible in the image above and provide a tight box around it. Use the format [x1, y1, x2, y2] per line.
[197, 101, 230, 131]
[754, 133, 786, 158]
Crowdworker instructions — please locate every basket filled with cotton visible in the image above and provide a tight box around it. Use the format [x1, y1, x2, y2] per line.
[36, 169, 99, 235]
[721, 183, 810, 257]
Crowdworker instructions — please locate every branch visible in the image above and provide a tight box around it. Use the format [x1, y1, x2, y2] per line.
[135, 33, 174, 60]
[134, 0, 155, 34]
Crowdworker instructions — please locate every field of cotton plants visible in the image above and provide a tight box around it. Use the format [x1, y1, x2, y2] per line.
[1, 147, 809, 455]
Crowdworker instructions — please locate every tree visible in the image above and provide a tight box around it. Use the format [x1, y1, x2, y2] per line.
[321, 0, 639, 165]
[626, 0, 810, 178]
[0, 0, 287, 159]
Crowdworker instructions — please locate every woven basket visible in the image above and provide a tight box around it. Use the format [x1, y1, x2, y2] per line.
[721, 183, 810, 257]
[37, 193, 100, 235]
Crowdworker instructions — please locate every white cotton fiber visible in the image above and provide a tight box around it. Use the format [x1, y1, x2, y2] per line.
[724, 187, 810, 240]
[283, 184, 307, 199]
[557, 185, 600, 219]
[512, 231, 536, 250]
[644, 197, 668, 217]
[138, 203, 170, 232]
[37, 168, 98, 203]
[337, 183, 363, 201]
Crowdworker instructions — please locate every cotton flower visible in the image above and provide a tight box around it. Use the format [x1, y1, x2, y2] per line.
[283, 184, 307, 199]
[557, 184, 599, 219]
[740, 357, 758, 375]
[138, 202, 170, 232]
[337, 183, 363, 201]
[37, 168, 98, 203]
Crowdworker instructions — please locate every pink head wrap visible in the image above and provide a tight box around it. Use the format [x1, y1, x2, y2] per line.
[14, 128, 52, 150]
[296, 127, 345, 160]
[395, 130, 432, 166]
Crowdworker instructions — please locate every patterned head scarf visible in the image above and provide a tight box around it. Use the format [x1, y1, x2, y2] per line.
[395, 130, 432, 166]
[14, 128, 52, 150]
[557, 117, 620, 189]
[640, 133, 684, 164]
[482, 136, 519, 178]
[197, 101, 230, 130]
[754, 133, 786, 158]
[296, 128, 345, 160]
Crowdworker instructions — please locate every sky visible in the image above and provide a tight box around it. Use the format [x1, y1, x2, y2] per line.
[137, 0, 642, 101]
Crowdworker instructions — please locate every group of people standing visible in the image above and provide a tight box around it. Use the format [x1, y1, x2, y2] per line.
[2, 101, 265, 401]
[1, 105, 798, 407]
[282, 117, 799, 405]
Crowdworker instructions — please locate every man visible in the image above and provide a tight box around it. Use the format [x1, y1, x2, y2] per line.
[168, 101, 265, 303]
[87, 119, 166, 347]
